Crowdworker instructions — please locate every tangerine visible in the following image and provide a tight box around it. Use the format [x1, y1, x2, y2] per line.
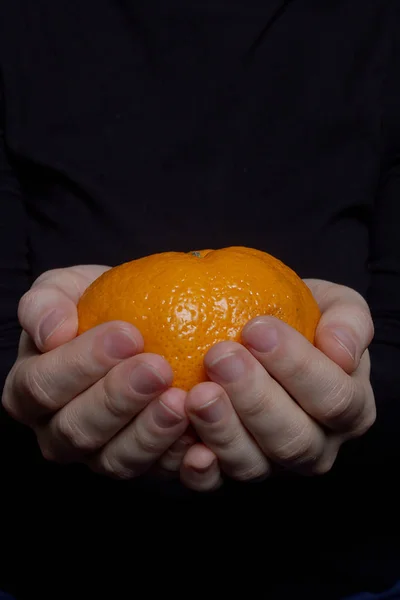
[77, 246, 321, 391]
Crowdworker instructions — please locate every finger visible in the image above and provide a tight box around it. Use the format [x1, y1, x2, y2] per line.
[180, 444, 223, 492]
[348, 351, 376, 439]
[156, 426, 198, 474]
[16, 332, 39, 360]
[242, 317, 372, 436]
[37, 353, 173, 462]
[6, 322, 143, 425]
[19, 265, 109, 352]
[305, 279, 374, 374]
[204, 341, 333, 475]
[186, 381, 271, 482]
[88, 388, 188, 480]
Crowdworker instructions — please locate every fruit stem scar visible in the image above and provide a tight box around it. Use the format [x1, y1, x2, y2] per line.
[190, 251, 202, 257]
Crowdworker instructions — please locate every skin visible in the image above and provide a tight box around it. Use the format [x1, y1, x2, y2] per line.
[1, 265, 376, 492]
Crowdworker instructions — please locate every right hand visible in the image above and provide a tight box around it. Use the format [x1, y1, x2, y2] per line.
[1, 265, 195, 480]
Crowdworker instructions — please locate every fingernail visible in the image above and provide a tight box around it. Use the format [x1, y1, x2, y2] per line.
[196, 396, 224, 423]
[244, 322, 279, 353]
[154, 400, 183, 428]
[39, 308, 67, 345]
[191, 458, 217, 474]
[331, 329, 357, 361]
[103, 330, 138, 359]
[130, 363, 167, 395]
[208, 352, 245, 383]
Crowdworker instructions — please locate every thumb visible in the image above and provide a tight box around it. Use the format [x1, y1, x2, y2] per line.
[305, 279, 374, 374]
[18, 265, 109, 353]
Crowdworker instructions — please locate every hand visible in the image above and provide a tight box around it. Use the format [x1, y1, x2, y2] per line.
[1, 266, 193, 480]
[180, 280, 376, 492]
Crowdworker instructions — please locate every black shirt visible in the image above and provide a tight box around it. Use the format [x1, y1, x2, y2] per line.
[0, 2, 400, 598]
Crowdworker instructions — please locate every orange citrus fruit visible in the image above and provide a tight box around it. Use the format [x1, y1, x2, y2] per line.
[77, 246, 321, 391]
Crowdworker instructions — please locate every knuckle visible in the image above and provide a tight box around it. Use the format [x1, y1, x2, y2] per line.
[361, 310, 374, 343]
[36, 429, 62, 463]
[359, 350, 371, 376]
[96, 454, 136, 480]
[351, 305, 375, 348]
[20, 362, 58, 413]
[287, 353, 313, 382]
[213, 426, 243, 451]
[102, 376, 130, 419]
[362, 405, 377, 433]
[323, 380, 358, 426]
[273, 423, 319, 466]
[17, 289, 37, 324]
[351, 290, 371, 314]
[240, 391, 267, 420]
[347, 287, 369, 310]
[32, 269, 63, 287]
[66, 350, 110, 386]
[232, 461, 270, 482]
[67, 353, 95, 380]
[350, 403, 377, 438]
[309, 456, 335, 476]
[135, 430, 160, 455]
[56, 411, 98, 454]
[336, 291, 374, 347]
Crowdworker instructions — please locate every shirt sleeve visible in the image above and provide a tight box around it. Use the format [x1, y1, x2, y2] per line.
[0, 87, 34, 462]
[340, 5, 400, 473]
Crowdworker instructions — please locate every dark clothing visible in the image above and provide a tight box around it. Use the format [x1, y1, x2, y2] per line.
[3, 585, 400, 600]
[0, 1, 399, 598]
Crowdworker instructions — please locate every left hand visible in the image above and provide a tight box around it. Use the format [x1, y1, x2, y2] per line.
[176, 280, 376, 492]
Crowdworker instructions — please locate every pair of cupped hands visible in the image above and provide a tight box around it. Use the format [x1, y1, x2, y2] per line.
[2, 265, 376, 492]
